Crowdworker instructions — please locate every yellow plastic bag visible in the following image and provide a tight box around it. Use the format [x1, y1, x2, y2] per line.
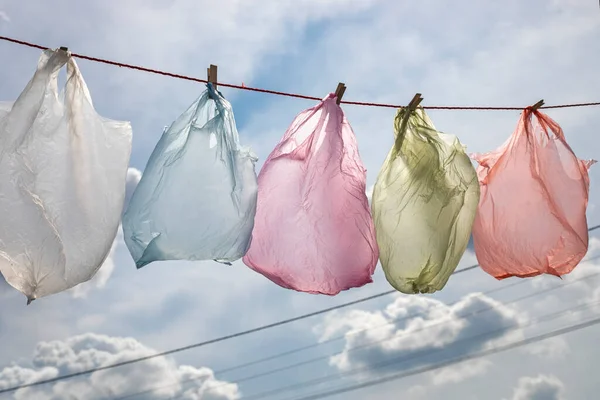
[371, 105, 480, 294]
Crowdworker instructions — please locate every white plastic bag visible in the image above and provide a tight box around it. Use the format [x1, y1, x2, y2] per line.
[122, 83, 258, 268]
[0, 48, 132, 303]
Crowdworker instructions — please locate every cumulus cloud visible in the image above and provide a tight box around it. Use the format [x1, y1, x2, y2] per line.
[124, 167, 143, 213]
[509, 374, 565, 400]
[313, 292, 526, 384]
[0, 333, 239, 400]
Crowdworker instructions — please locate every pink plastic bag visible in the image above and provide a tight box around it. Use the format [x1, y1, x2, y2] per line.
[242, 93, 378, 295]
[472, 108, 595, 279]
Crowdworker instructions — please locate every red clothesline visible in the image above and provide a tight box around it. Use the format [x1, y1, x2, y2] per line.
[1, 35, 600, 111]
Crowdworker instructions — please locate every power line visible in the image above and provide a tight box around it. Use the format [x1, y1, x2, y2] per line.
[228, 277, 600, 400]
[288, 314, 600, 400]
[259, 300, 600, 400]
[1, 35, 600, 111]
[0, 266, 470, 394]
[172, 271, 600, 400]
[2, 224, 598, 395]
[116, 255, 600, 400]
[114, 278, 530, 400]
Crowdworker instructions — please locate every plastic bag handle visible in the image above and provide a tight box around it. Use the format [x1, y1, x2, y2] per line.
[65, 58, 94, 107]
[0, 49, 70, 152]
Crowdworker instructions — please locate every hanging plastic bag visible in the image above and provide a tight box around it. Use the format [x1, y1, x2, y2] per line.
[122, 83, 258, 268]
[0, 48, 132, 302]
[242, 93, 378, 295]
[371, 105, 480, 294]
[471, 107, 595, 279]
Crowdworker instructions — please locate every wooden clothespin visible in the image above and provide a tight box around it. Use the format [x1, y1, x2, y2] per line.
[407, 93, 423, 112]
[335, 82, 346, 105]
[207, 64, 218, 89]
[530, 99, 544, 111]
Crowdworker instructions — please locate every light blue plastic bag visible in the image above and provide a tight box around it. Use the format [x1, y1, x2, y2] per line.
[122, 84, 258, 268]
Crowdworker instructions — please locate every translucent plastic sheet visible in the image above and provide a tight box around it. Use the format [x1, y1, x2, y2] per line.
[242, 93, 378, 295]
[0, 49, 132, 302]
[472, 108, 595, 279]
[122, 83, 258, 268]
[371, 107, 479, 294]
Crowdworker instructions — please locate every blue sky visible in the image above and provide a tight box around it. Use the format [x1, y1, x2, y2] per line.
[1, 0, 600, 399]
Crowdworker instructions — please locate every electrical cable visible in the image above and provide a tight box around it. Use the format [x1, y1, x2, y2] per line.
[0, 265, 472, 394]
[228, 278, 600, 400]
[1, 224, 598, 395]
[115, 255, 600, 400]
[287, 314, 600, 400]
[114, 275, 529, 400]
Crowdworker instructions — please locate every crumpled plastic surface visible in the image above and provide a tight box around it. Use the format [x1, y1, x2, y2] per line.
[122, 83, 258, 268]
[242, 93, 378, 295]
[0, 49, 132, 302]
[371, 107, 480, 294]
[471, 108, 595, 279]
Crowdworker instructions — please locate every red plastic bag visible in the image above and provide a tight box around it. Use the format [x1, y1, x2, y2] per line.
[242, 93, 378, 295]
[471, 108, 595, 279]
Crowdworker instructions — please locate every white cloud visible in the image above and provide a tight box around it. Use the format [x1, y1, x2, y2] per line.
[510, 374, 565, 400]
[124, 167, 143, 213]
[0, 333, 239, 400]
[314, 292, 526, 384]
[0, 11, 9, 23]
